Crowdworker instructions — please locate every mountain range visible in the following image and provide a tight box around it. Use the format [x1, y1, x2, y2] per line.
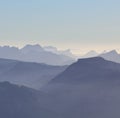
[1, 57, 120, 117]
[100, 50, 120, 63]
[80, 50, 120, 64]
[0, 58, 67, 89]
[81, 50, 99, 58]
[0, 81, 59, 118]
[1, 44, 120, 117]
[41, 57, 120, 118]
[1, 44, 120, 65]
[0, 45, 75, 65]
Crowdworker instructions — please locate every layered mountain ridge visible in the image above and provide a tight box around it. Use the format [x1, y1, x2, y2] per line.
[0, 58, 67, 89]
[1, 55, 120, 118]
[0, 45, 75, 65]
[41, 57, 120, 118]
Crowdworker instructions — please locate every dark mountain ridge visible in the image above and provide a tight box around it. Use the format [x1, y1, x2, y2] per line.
[1, 57, 120, 118]
[0, 81, 59, 118]
[50, 57, 120, 84]
[0, 58, 67, 89]
[41, 57, 120, 118]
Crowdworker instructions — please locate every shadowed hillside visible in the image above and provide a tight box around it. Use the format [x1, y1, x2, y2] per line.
[41, 57, 120, 118]
[0, 58, 67, 89]
[1, 57, 120, 118]
[0, 82, 59, 118]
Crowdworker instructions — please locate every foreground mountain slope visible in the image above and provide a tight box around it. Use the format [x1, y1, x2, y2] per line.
[0, 82, 59, 118]
[41, 57, 120, 118]
[1, 57, 120, 118]
[0, 58, 67, 89]
[50, 57, 120, 84]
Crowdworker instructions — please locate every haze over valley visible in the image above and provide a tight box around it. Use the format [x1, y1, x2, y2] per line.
[1, 56, 120, 118]
[1, 0, 120, 117]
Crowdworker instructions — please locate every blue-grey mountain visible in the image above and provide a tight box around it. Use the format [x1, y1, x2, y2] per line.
[0, 45, 75, 65]
[100, 50, 120, 63]
[0, 82, 58, 118]
[1, 57, 120, 118]
[0, 58, 67, 89]
[41, 57, 120, 118]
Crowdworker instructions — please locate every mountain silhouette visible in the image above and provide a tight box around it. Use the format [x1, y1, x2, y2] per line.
[0, 45, 75, 65]
[21, 44, 44, 53]
[79, 50, 120, 64]
[0, 81, 59, 118]
[41, 57, 120, 118]
[82, 50, 98, 58]
[0, 58, 67, 89]
[49, 57, 120, 84]
[44, 46, 75, 58]
[1, 57, 120, 118]
[100, 50, 120, 63]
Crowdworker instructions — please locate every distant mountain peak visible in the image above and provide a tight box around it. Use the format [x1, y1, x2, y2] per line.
[82, 50, 98, 58]
[99, 50, 120, 64]
[106, 50, 118, 55]
[100, 50, 119, 57]
[21, 44, 44, 53]
[23, 44, 43, 49]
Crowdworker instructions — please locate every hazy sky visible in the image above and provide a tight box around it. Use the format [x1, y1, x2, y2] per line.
[0, 0, 120, 54]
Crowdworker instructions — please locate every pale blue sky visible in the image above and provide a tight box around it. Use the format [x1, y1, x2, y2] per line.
[0, 0, 120, 54]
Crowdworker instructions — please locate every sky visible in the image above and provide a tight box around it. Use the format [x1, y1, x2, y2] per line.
[0, 0, 120, 54]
